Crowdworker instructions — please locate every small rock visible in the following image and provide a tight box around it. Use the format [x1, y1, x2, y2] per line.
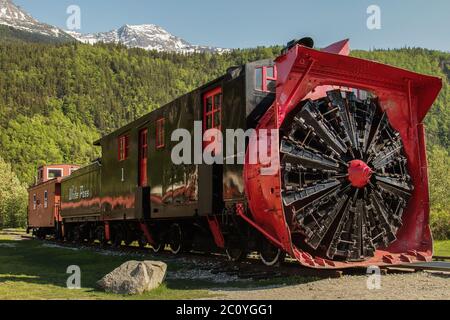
[97, 260, 167, 295]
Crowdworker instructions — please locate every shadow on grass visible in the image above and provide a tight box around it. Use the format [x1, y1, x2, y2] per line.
[0, 239, 133, 290]
[0, 237, 321, 298]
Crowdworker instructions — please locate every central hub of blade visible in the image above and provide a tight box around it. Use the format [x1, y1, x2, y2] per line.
[348, 159, 372, 188]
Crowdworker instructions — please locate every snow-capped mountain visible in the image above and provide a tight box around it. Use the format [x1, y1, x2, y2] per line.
[67, 24, 229, 54]
[1, 0, 228, 53]
[0, 0, 74, 40]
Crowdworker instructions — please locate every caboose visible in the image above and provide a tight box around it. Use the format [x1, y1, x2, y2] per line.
[29, 38, 442, 269]
[27, 164, 79, 238]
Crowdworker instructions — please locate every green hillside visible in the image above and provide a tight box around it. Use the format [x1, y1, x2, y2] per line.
[0, 42, 448, 237]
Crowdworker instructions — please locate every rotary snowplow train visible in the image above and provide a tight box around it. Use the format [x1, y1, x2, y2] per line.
[27, 38, 442, 269]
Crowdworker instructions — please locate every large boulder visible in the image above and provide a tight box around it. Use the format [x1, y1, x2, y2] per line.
[97, 260, 167, 295]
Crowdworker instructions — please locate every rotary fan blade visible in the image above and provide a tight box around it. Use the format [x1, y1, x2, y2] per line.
[280, 90, 413, 261]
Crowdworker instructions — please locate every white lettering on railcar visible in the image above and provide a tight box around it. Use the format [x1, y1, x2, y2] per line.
[68, 185, 90, 200]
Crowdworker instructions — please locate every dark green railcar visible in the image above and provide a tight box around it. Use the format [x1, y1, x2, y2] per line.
[60, 161, 101, 221]
[57, 59, 276, 254]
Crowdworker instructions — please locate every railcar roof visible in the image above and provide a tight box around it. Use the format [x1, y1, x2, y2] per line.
[93, 70, 231, 146]
[37, 164, 79, 168]
[28, 177, 61, 191]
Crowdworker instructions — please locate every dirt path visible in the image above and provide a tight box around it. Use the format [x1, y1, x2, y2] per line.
[210, 272, 450, 300]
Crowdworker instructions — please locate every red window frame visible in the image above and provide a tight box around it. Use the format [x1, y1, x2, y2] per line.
[139, 128, 148, 186]
[140, 129, 148, 158]
[203, 87, 222, 132]
[156, 118, 165, 149]
[255, 65, 277, 92]
[118, 134, 129, 161]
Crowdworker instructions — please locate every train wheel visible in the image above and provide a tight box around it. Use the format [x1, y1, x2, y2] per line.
[73, 226, 82, 243]
[66, 227, 74, 242]
[88, 228, 96, 244]
[225, 235, 247, 262]
[226, 247, 246, 262]
[36, 229, 46, 240]
[123, 228, 134, 246]
[150, 242, 163, 253]
[138, 233, 148, 248]
[259, 240, 285, 267]
[55, 221, 63, 241]
[111, 227, 124, 248]
[168, 223, 183, 255]
[95, 226, 107, 246]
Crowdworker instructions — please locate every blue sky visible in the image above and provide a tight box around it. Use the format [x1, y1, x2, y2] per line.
[14, 0, 450, 51]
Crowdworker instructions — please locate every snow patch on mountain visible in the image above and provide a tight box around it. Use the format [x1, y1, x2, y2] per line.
[1, 0, 228, 53]
[68, 24, 229, 54]
[0, 0, 74, 39]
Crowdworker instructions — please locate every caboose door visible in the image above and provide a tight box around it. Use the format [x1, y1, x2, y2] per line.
[198, 87, 223, 215]
[138, 128, 148, 187]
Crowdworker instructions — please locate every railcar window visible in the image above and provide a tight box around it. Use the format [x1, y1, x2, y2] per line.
[118, 135, 130, 161]
[203, 88, 222, 131]
[214, 94, 221, 109]
[255, 66, 277, 93]
[203, 88, 222, 150]
[255, 67, 263, 90]
[44, 190, 48, 208]
[48, 168, 62, 179]
[214, 111, 221, 128]
[206, 96, 213, 112]
[206, 116, 212, 129]
[156, 118, 165, 149]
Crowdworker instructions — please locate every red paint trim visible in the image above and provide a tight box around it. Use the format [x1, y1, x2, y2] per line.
[139, 222, 156, 245]
[203, 87, 222, 132]
[206, 215, 225, 249]
[104, 221, 110, 241]
[203, 87, 222, 150]
[156, 118, 165, 149]
[236, 203, 284, 249]
[347, 159, 372, 188]
[139, 128, 148, 186]
[117, 136, 120, 160]
[255, 65, 277, 92]
[118, 135, 130, 161]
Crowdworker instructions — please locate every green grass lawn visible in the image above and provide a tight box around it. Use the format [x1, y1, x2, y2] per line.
[1, 229, 448, 300]
[434, 240, 450, 256]
[0, 230, 315, 300]
[0, 230, 213, 300]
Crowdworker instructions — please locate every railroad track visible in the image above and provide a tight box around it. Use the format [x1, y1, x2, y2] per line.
[27, 235, 348, 280]
[20, 234, 450, 278]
